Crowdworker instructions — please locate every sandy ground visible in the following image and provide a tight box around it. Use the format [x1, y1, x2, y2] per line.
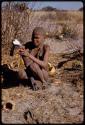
[1, 37, 83, 124]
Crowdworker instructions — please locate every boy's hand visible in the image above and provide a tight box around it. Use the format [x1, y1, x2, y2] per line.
[19, 48, 29, 57]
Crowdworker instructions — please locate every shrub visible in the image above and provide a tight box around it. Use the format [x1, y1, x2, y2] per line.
[62, 23, 80, 39]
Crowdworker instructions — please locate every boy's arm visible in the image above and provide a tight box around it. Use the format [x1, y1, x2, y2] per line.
[18, 46, 33, 67]
[29, 45, 50, 69]
[19, 47, 40, 67]
[23, 48, 39, 67]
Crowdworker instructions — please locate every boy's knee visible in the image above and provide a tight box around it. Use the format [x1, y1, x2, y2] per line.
[18, 70, 28, 79]
[30, 63, 39, 70]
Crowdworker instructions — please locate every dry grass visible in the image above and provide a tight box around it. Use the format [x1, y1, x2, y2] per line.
[37, 10, 83, 23]
[62, 23, 80, 39]
[55, 10, 83, 23]
[1, 8, 30, 55]
[31, 10, 83, 39]
[1, 8, 83, 56]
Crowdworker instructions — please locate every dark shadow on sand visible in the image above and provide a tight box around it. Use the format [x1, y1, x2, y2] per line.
[1, 64, 32, 89]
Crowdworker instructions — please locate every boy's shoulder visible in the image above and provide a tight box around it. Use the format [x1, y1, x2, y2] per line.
[44, 44, 50, 50]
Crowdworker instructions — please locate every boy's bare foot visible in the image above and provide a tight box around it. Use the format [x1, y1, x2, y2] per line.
[30, 77, 43, 91]
[30, 77, 51, 90]
[42, 80, 51, 90]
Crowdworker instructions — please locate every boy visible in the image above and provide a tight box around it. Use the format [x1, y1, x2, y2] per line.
[18, 27, 50, 90]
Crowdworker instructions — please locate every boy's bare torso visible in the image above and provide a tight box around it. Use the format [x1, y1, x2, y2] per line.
[24, 41, 48, 61]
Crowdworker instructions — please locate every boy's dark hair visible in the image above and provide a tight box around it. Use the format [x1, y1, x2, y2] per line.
[32, 27, 45, 40]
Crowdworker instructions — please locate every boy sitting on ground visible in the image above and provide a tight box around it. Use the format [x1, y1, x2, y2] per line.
[18, 27, 50, 90]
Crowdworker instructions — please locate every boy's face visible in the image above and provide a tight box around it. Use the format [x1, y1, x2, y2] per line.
[33, 33, 44, 47]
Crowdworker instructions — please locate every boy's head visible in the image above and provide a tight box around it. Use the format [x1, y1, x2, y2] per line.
[32, 27, 46, 47]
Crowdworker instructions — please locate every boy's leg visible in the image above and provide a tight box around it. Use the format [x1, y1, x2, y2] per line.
[29, 63, 46, 83]
[42, 69, 49, 82]
[41, 68, 51, 88]
[29, 63, 50, 90]
[30, 77, 43, 90]
[18, 69, 28, 80]
[18, 69, 32, 87]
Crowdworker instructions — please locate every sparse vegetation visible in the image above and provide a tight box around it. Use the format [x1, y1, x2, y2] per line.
[56, 11, 83, 23]
[1, 3, 83, 55]
[2, 3, 30, 55]
[62, 23, 80, 39]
